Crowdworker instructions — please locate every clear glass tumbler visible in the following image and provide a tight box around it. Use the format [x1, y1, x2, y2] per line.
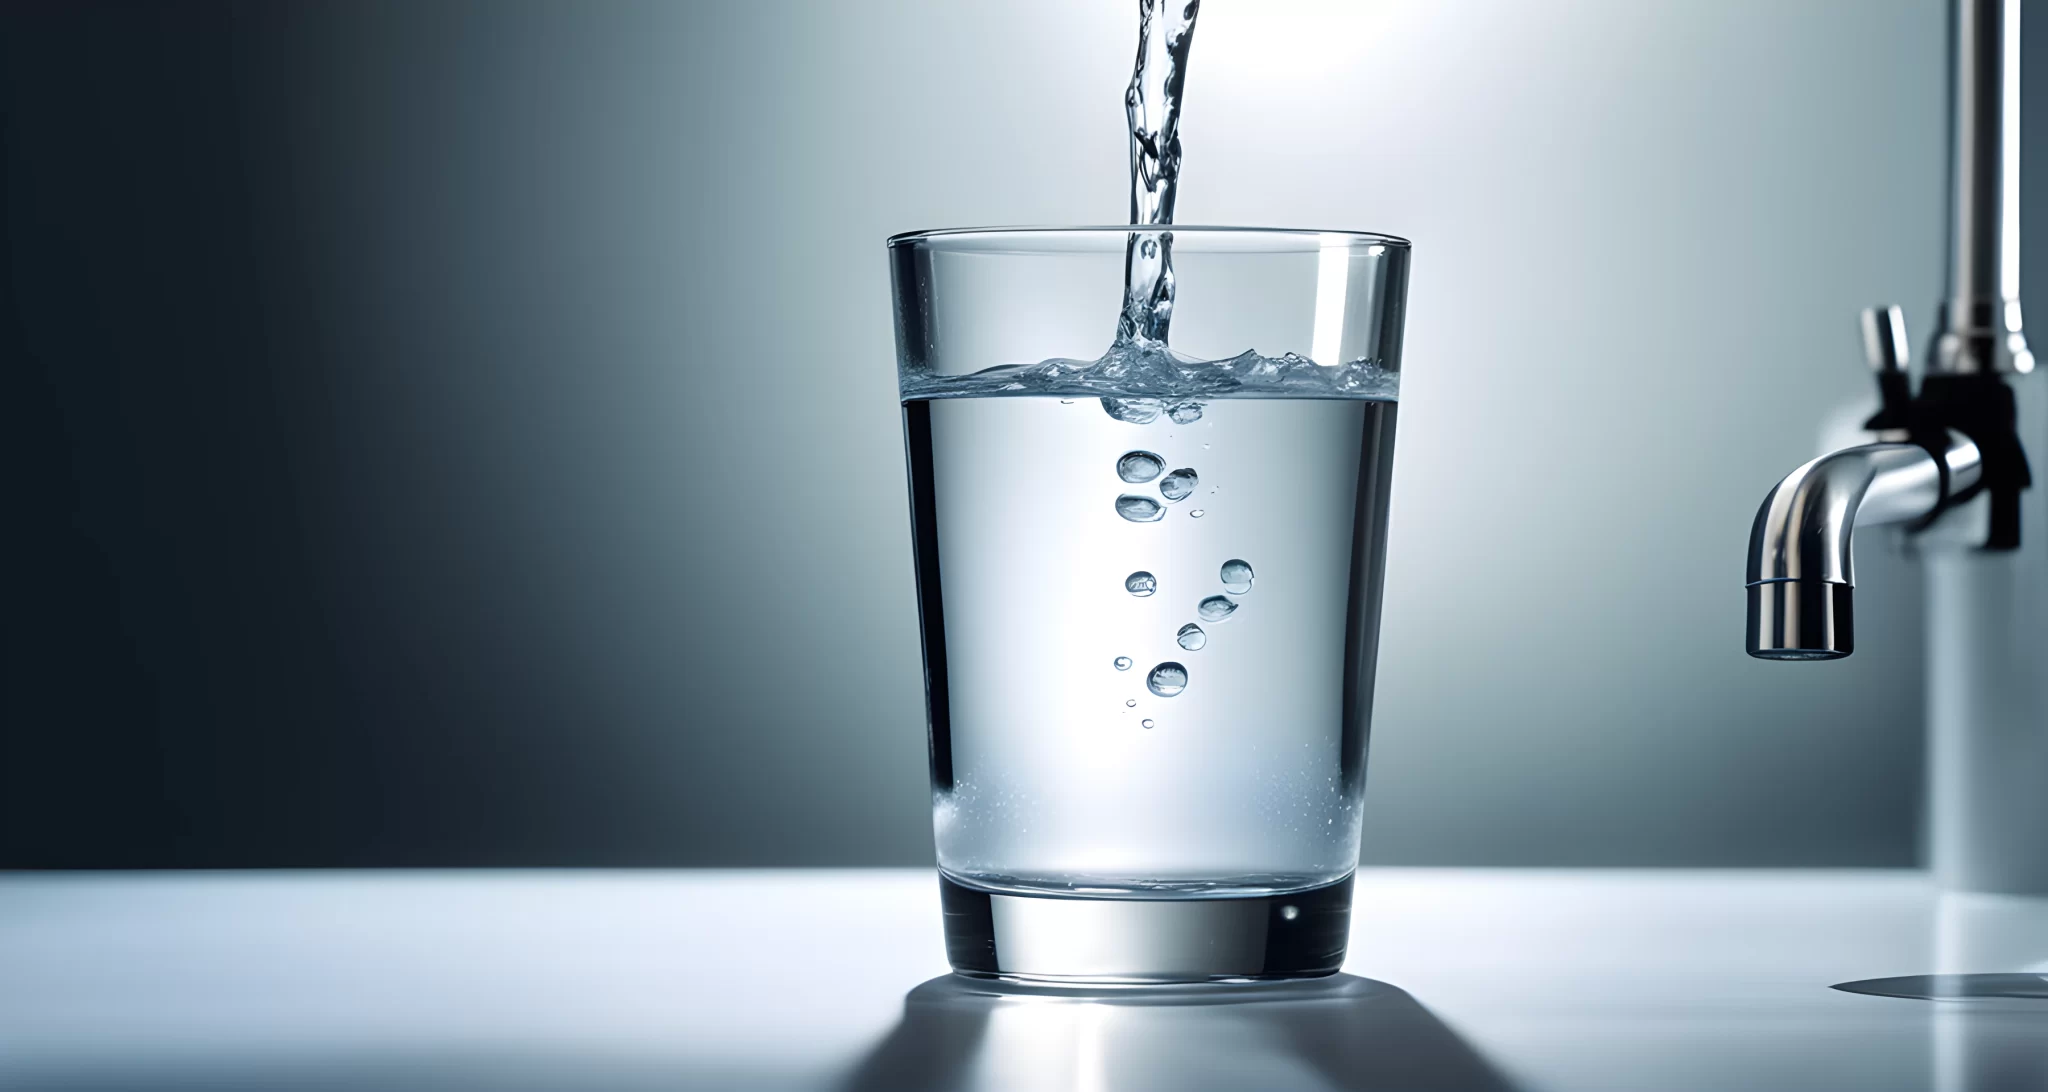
[890, 226, 1410, 982]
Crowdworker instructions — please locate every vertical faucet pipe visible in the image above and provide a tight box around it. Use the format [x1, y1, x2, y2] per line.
[1938, 0, 2032, 375]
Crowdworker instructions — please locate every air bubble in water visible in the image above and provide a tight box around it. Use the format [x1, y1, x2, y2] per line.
[1126, 699, 1138, 707]
[1125, 571, 1157, 596]
[1102, 397, 1163, 424]
[1167, 401, 1204, 424]
[1159, 468, 1198, 501]
[1116, 495, 1165, 522]
[1116, 450, 1164, 483]
[1220, 559, 1254, 594]
[1176, 623, 1206, 651]
[1197, 595, 1237, 622]
[1142, 719, 1155, 729]
[1146, 662, 1188, 697]
[1114, 656, 1133, 671]
[1189, 509, 1206, 518]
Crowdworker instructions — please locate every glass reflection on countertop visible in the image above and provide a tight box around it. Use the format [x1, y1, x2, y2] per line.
[1833, 892, 2048, 1092]
[841, 973, 1516, 1092]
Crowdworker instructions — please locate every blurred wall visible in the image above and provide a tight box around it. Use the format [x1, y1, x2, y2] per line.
[2, 0, 2032, 866]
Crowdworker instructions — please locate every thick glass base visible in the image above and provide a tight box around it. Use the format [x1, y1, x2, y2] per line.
[938, 872, 1352, 984]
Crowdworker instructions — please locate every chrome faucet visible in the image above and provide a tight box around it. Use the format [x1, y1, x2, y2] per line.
[1745, 424, 1982, 661]
[1745, 0, 2045, 894]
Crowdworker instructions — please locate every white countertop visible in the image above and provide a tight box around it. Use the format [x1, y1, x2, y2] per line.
[3, 869, 2044, 1090]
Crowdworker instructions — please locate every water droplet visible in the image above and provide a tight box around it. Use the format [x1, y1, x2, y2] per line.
[1101, 397, 1163, 424]
[1189, 508, 1206, 518]
[1114, 656, 1133, 671]
[1202, 443, 1211, 450]
[1124, 571, 1157, 596]
[1280, 905, 1299, 921]
[1141, 718, 1155, 729]
[1167, 401, 1204, 424]
[1176, 623, 1206, 651]
[1159, 468, 1198, 501]
[1146, 662, 1188, 697]
[1116, 450, 1164, 483]
[1116, 495, 1165, 522]
[1220, 559, 1254, 594]
[1126, 699, 1138, 707]
[1197, 595, 1237, 622]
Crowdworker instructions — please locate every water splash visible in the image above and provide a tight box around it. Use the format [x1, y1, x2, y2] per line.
[896, 0, 1400, 412]
[903, 340, 1396, 403]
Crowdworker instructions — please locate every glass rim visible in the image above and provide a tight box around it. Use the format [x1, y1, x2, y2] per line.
[887, 224, 1412, 250]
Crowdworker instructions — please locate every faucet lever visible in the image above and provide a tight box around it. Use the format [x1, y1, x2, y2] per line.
[1861, 305, 1909, 372]
[1861, 306, 1915, 434]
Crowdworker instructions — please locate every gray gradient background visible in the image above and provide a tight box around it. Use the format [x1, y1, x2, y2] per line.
[4, 0, 2038, 867]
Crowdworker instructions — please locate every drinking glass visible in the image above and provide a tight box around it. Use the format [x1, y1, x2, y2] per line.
[890, 226, 1410, 982]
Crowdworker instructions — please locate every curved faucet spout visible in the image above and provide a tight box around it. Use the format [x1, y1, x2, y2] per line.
[1746, 435, 1982, 659]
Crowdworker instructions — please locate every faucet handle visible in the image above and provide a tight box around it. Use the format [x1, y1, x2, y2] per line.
[1861, 305, 1910, 372]
[1860, 305, 1914, 436]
